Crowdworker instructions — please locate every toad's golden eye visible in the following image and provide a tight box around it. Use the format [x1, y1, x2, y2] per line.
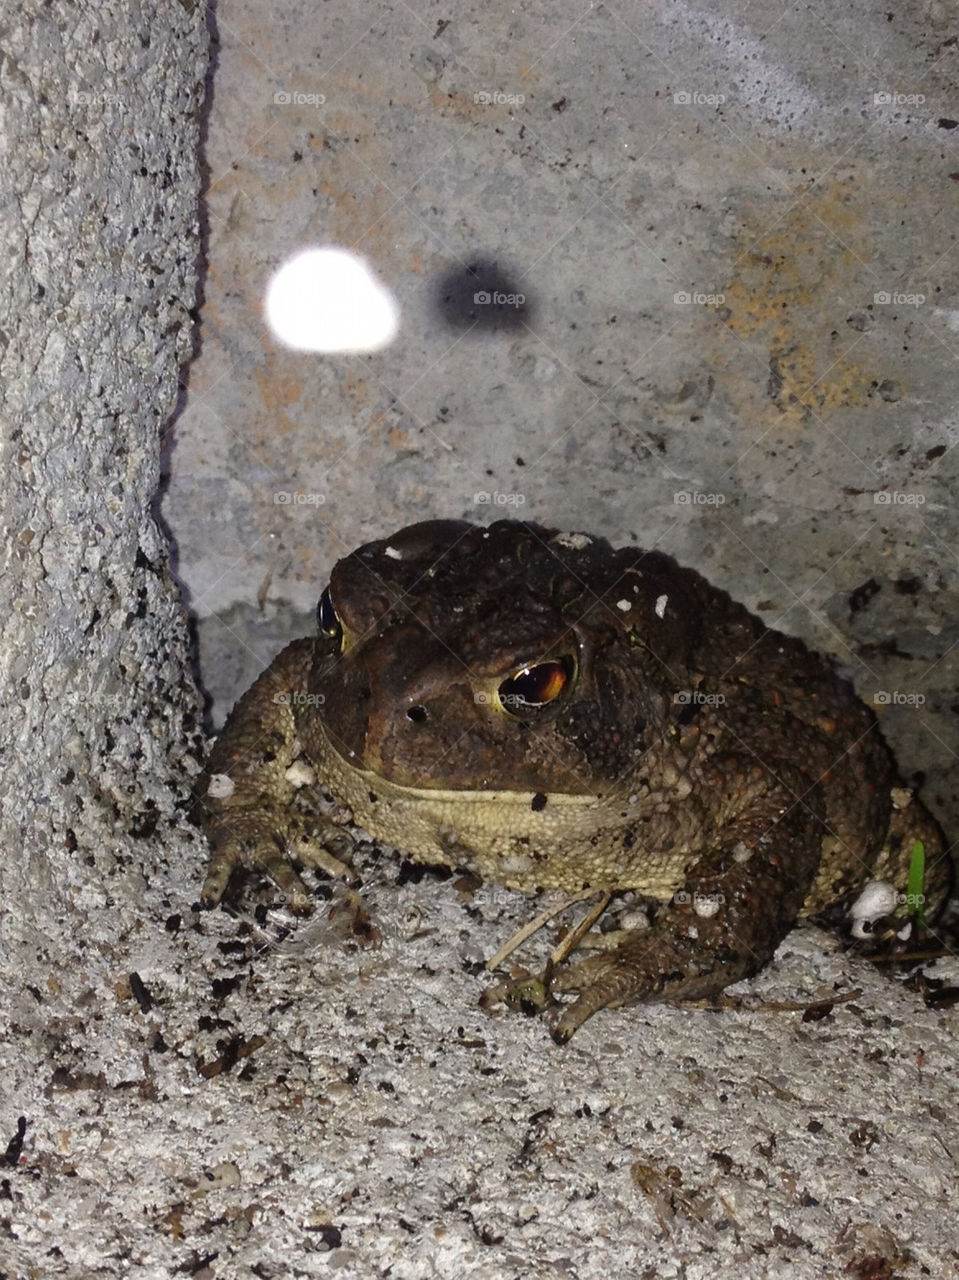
[317, 585, 342, 646]
[497, 655, 576, 715]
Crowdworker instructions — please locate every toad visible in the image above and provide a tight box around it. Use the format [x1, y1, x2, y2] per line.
[194, 519, 951, 1040]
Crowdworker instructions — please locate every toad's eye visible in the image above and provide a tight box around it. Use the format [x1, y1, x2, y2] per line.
[317, 585, 342, 646]
[497, 655, 576, 716]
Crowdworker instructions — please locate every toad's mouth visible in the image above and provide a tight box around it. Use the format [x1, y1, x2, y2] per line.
[311, 730, 680, 898]
[321, 736, 603, 806]
[298, 718, 692, 897]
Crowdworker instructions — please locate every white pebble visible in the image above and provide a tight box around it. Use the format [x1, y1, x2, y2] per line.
[849, 880, 899, 938]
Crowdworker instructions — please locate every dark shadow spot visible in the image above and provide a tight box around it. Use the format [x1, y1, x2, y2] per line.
[434, 257, 533, 332]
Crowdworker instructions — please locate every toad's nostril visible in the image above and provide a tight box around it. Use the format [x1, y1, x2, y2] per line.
[406, 705, 428, 723]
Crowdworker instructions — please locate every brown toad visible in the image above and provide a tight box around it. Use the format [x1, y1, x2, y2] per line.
[194, 519, 952, 1040]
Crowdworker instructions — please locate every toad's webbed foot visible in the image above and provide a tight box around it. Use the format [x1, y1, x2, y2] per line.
[194, 638, 355, 914]
[493, 763, 825, 1042]
[200, 808, 355, 915]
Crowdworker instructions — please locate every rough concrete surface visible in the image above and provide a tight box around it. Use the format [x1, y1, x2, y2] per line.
[0, 0, 211, 1274]
[3, 1, 959, 1279]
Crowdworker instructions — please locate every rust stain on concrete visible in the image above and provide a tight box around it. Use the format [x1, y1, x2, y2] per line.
[308, 115, 403, 269]
[340, 371, 372, 414]
[720, 177, 886, 426]
[252, 359, 303, 437]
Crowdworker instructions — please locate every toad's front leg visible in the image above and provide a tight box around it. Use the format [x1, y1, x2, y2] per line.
[543, 761, 826, 1042]
[193, 638, 353, 914]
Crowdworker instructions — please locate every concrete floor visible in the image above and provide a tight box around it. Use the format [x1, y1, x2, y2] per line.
[156, 2, 959, 1275]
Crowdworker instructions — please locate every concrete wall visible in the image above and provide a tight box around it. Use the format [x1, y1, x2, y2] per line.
[0, 1, 208, 918]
